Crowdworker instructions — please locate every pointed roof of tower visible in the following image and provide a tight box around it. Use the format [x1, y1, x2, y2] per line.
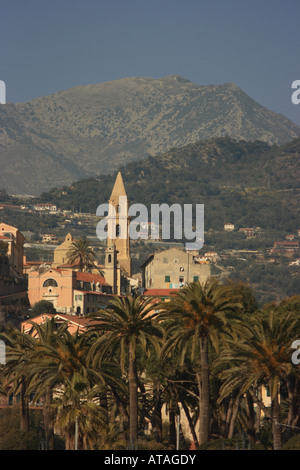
[110, 172, 127, 199]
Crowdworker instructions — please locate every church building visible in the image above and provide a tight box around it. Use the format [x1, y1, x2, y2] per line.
[103, 172, 132, 294]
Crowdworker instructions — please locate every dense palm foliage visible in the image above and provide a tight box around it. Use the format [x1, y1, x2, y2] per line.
[87, 295, 163, 449]
[0, 285, 299, 450]
[216, 310, 299, 449]
[159, 279, 243, 445]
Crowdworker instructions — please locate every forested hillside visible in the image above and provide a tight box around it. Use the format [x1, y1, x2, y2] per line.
[37, 136, 300, 232]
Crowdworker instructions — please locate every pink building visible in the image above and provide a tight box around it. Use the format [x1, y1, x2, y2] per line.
[20, 313, 97, 335]
[0, 223, 25, 277]
[28, 267, 114, 315]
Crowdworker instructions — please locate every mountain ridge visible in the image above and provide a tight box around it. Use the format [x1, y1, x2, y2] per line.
[0, 75, 299, 195]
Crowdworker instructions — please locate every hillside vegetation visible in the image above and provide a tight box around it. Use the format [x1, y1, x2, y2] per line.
[37, 136, 300, 232]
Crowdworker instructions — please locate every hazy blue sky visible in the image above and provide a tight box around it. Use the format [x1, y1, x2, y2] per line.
[2, 0, 300, 124]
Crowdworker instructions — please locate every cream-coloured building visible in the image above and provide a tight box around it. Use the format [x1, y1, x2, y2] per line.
[141, 247, 211, 290]
[52, 232, 75, 268]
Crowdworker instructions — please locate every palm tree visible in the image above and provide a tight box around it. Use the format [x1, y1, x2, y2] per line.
[87, 294, 163, 449]
[24, 318, 69, 449]
[160, 278, 242, 446]
[26, 325, 120, 450]
[0, 327, 37, 432]
[217, 309, 299, 450]
[66, 237, 96, 272]
[51, 375, 107, 449]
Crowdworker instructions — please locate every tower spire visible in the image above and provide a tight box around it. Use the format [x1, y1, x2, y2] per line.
[110, 172, 127, 202]
[107, 172, 131, 277]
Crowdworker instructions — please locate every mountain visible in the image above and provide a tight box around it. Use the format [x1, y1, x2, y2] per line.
[0, 75, 300, 195]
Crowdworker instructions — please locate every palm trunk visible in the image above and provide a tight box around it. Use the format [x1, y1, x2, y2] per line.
[246, 391, 256, 443]
[43, 390, 55, 450]
[151, 384, 163, 443]
[228, 394, 241, 439]
[181, 399, 199, 447]
[20, 378, 29, 433]
[112, 388, 129, 437]
[199, 335, 210, 445]
[168, 404, 176, 448]
[128, 343, 138, 449]
[272, 391, 282, 450]
[286, 376, 299, 429]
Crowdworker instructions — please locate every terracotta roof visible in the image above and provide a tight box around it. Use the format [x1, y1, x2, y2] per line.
[53, 313, 98, 328]
[143, 288, 178, 297]
[21, 313, 101, 332]
[59, 261, 80, 268]
[76, 271, 109, 285]
[74, 289, 111, 295]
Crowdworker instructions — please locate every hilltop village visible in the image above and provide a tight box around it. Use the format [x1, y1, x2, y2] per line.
[0, 172, 212, 327]
[0, 172, 299, 452]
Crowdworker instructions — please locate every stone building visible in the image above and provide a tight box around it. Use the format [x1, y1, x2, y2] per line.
[141, 247, 211, 290]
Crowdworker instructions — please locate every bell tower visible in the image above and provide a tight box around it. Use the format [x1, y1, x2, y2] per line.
[107, 172, 131, 277]
[104, 240, 121, 294]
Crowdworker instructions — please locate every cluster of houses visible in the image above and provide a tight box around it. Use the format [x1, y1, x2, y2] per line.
[0, 173, 211, 330]
[1, 172, 285, 437]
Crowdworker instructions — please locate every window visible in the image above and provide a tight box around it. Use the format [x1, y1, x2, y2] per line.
[108, 254, 112, 263]
[165, 275, 170, 282]
[116, 224, 120, 237]
[193, 276, 199, 282]
[43, 279, 58, 287]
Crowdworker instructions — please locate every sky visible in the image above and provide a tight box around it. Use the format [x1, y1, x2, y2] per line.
[1, 0, 300, 125]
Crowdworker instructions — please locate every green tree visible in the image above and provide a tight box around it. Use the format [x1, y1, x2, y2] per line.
[30, 300, 57, 317]
[0, 328, 37, 432]
[66, 237, 96, 272]
[88, 295, 163, 449]
[25, 325, 117, 450]
[217, 309, 299, 450]
[23, 318, 69, 449]
[160, 279, 242, 446]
